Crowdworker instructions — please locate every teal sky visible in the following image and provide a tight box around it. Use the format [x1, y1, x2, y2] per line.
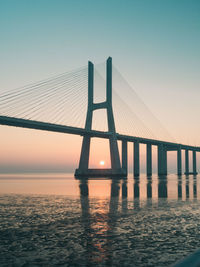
[1, 0, 199, 84]
[0, 0, 200, 172]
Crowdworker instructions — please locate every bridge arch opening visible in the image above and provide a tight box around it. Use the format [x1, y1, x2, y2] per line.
[91, 109, 108, 132]
[89, 138, 111, 169]
[167, 151, 178, 174]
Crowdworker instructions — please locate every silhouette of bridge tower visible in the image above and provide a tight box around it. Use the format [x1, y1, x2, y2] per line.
[75, 57, 126, 177]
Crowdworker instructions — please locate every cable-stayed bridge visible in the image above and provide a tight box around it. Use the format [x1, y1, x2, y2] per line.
[0, 57, 199, 177]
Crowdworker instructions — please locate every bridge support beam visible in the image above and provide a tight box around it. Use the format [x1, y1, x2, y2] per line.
[134, 141, 140, 177]
[122, 140, 128, 175]
[193, 150, 197, 174]
[146, 144, 152, 176]
[177, 146, 182, 175]
[158, 144, 167, 176]
[185, 149, 189, 174]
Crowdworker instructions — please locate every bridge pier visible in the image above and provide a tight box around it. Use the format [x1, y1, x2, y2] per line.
[122, 140, 128, 175]
[146, 144, 152, 176]
[134, 141, 140, 177]
[177, 146, 182, 175]
[158, 144, 167, 176]
[185, 149, 189, 174]
[163, 147, 167, 175]
[193, 150, 197, 174]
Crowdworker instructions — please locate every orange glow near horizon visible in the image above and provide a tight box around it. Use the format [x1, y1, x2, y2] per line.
[89, 138, 111, 168]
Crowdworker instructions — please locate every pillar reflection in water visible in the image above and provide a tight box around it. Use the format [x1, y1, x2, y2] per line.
[193, 175, 197, 199]
[79, 178, 120, 266]
[122, 179, 128, 212]
[134, 178, 140, 199]
[146, 176, 153, 208]
[79, 179, 93, 266]
[178, 175, 198, 200]
[106, 179, 120, 266]
[177, 176, 182, 199]
[133, 176, 170, 201]
[133, 177, 140, 209]
[147, 176, 152, 199]
[185, 175, 189, 199]
[158, 176, 168, 198]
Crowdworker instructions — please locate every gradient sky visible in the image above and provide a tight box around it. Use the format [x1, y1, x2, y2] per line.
[0, 0, 200, 173]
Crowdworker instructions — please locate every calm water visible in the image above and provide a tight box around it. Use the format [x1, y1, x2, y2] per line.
[0, 174, 200, 266]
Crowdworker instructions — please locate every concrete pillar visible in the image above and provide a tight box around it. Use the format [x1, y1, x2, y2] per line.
[158, 144, 162, 175]
[78, 61, 94, 171]
[193, 150, 197, 174]
[122, 140, 128, 174]
[134, 141, 140, 176]
[106, 57, 112, 105]
[185, 149, 189, 174]
[78, 136, 91, 170]
[106, 57, 121, 170]
[163, 147, 167, 175]
[177, 147, 182, 175]
[158, 144, 167, 176]
[146, 144, 152, 176]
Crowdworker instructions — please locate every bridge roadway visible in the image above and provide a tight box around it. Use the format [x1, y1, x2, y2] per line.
[0, 115, 199, 152]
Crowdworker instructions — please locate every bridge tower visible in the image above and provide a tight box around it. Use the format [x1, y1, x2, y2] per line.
[75, 57, 126, 177]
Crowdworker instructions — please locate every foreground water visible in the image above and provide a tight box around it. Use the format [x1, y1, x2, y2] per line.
[0, 174, 200, 266]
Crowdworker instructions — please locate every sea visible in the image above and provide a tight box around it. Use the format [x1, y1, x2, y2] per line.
[0, 173, 200, 266]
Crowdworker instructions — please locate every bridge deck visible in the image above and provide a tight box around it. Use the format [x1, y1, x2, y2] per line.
[0, 115, 199, 151]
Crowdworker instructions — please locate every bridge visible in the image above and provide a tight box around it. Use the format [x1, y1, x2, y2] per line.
[0, 57, 199, 177]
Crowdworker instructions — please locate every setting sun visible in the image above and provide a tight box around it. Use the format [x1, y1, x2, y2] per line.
[99, 160, 105, 166]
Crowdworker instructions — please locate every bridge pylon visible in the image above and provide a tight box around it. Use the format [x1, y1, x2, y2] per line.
[75, 57, 126, 177]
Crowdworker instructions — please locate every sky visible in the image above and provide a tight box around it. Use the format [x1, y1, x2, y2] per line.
[0, 0, 199, 173]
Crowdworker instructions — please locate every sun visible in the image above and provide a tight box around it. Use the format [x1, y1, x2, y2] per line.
[99, 160, 105, 166]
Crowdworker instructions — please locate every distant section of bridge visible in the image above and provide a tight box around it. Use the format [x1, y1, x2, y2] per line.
[0, 57, 199, 177]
